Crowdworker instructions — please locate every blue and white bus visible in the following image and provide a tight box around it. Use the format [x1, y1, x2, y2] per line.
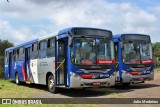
[5, 27, 116, 93]
[114, 34, 154, 85]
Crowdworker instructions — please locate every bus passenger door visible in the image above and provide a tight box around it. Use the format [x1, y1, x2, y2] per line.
[56, 38, 68, 87]
[8, 52, 12, 78]
[24, 47, 31, 81]
[114, 42, 119, 82]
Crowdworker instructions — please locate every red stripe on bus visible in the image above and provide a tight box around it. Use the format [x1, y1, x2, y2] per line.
[79, 74, 93, 79]
[96, 59, 115, 64]
[129, 71, 139, 75]
[22, 65, 28, 81]
[140, 59, 154, 64]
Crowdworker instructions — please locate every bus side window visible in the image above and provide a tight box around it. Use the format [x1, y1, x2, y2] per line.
[31, 43, 38, 59]
[47, 38, 55, 57]
[19, 47, 24, 61]
[39, 41, 47, 59]
[16, 49, 19, 61]
[13, 50, 16, 62]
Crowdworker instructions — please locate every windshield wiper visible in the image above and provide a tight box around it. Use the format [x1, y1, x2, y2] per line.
[81, 35, 93, 46]
[97, 37, 108, 46]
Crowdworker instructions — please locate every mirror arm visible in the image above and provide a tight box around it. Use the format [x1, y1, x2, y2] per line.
[68, 31, 73, 47]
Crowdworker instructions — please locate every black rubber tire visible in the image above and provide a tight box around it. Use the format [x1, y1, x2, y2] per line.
[122, 83, 131, 86]
[47, 75, 58, 93]
[82, 88, 86, 90]
[15, 73, 20, 85]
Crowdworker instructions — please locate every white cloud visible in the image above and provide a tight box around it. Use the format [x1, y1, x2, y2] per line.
[0, 19, 35, 45]
[0, 0, 160, 44]
[123, 8, 157, 32]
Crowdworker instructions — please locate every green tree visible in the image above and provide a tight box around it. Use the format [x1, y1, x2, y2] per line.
[152, 42, 160, 67]
[0, 39, 14, 71]
[152, 42, 160, 57]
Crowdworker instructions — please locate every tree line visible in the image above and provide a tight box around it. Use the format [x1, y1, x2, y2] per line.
[0, 39, 13, 71]
[152, 42, 160, 67]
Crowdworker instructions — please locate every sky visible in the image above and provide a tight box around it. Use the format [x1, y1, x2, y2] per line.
[0, 0, 160, 45]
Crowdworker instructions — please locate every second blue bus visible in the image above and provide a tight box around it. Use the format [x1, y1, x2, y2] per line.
[114, 34, 154, 85]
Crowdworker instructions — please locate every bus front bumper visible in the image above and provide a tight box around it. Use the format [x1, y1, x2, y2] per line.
[122, 71, 154, 83]
[70, 74, 115, 88]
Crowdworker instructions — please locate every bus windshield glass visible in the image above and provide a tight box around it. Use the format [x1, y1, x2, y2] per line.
[71, 37, 114, 65]
[122, 42, 152, 64]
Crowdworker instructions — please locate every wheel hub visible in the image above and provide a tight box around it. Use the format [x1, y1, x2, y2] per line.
[49, 79, 54, 89]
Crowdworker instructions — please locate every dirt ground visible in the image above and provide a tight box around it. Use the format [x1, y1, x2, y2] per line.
[25, 72, 160, 106]
[30, 72, 160, 99]
[1, 72, 159, 106]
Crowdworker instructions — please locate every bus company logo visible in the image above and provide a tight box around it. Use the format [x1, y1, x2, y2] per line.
[93, 74, 100, 78]
[93, 73, 109, 78]
[91, 66, 101, 69]
[2, 99, 11, 104]
[143, 70, 150, 74]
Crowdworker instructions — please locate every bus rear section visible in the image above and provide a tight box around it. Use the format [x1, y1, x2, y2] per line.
[114, 34, 154, 85]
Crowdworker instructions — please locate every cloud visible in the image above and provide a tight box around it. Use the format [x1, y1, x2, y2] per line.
[0, 0, 160, 44]
[0, 19, 35, 45]
[123, 7, 157, 32]
[27, 0, 55, 5]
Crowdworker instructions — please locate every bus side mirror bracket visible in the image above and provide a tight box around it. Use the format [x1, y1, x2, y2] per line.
[120, 42, 124, 50]
[68, 31, 73, 47]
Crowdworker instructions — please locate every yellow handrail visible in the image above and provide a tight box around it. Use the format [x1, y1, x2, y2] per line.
[115, 62, 119, 69]
[56, 59, 65, 70]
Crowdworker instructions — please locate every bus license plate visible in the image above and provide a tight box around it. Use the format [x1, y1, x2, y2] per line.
[138, 77, 144, 81]
[93, 82, 101, 86]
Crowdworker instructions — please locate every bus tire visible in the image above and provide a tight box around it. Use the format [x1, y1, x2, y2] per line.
[15, 73, 20, 85]
[82, 88, 86, 90]
[47, 75, 58, 93]
[122, 83, 131, 86]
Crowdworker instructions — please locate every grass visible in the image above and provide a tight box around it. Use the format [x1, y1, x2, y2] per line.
[0, 80, 121, 98]
[154, 68, 160, 72]
[0, 79, 46, 98]
[0, 80, 98, 107]
[110, 93, 124, 98]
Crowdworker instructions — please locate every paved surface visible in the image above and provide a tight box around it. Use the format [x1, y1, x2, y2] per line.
[30, 72, 160, 98]
[26, 72, 160, 106]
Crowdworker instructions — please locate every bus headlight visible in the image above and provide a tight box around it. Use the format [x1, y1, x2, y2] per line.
[122, 70, 129, 74]
[70, 72, 82, 80]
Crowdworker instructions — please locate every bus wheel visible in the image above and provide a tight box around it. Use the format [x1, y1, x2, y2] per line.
[15, 73, 20, 85]
[47, 75, 58, 93]
[82, 88, 86, 90]
[122, 83, 131, 86]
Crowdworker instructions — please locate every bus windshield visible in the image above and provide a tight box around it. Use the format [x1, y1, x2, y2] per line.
[71, 37, 114, 65]
[122, 42, 152, 64]
[140, 43, 153, 60]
